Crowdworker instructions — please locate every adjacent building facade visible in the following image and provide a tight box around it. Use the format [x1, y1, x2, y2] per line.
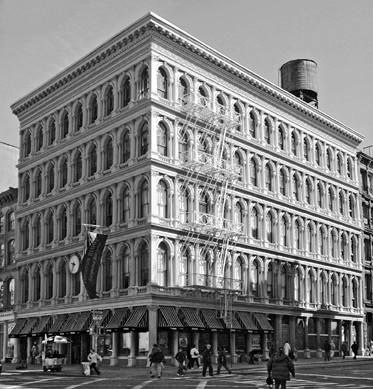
[8, 13, 365, 365]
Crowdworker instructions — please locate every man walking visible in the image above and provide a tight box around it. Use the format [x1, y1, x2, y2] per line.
[351, 341, 359, 359]
[189, 344, 200, 369]
[324, 340, 331, 361]
[267, 347, 295, 389]
[341, 341, 348, 359]
[217, 347, 231, 374]
[175, 348, 186, 376]
[149, 343, 164, 378]
[87, 348, 102, 375]
[201, 344, 213, 377]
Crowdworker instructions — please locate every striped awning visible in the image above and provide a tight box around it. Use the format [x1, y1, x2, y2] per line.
[49, 314, 68, 334]
[32, 316, 53, 335]
[179, 307, 204, 329]
[158, 306, 183, 328]
[70, 311, 91, 333]
[59, 313, 80, 333]
[19, 317, 39, 335]
[236, 312, 259, 332]
[200, 309, 224, 330]
[106, 308, 128, 330]
[123, 306, 148, 328]
[95, 309, 112, 328]
[252, 313, 273, 332]
[221, 312, 242, 330]
[9, 318, 28, 337]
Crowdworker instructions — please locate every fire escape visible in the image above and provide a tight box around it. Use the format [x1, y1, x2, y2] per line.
[177, 92, 244, 326]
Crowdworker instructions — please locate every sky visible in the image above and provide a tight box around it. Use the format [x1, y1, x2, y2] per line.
[1, 0, 373, 173]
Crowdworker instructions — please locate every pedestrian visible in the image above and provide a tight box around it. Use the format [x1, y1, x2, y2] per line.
[283, 341, 291, 356]
[267, 347, 295, 389]
[31, 342, 38, 364]
[189, 344, 200, 369]
[87, 348, 102, 375]
[175, 348, 186, 376]
[351, 341, 358, 359]
[201, 344, 213, 377]
[149, 343, 164, 378]
[330, 340, 335, 359]
[20, 347, 28, 369]
[324, 340, 331, 361]
[341, 341, 348, 359]
[217, 347, 231, 374]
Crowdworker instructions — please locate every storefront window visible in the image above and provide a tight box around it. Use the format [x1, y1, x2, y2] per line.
[97, 334, 112, 356]
[119, 333, 131, 356]
[199, 332, 212, 354]
[236, 333, 246, 354]
[157, 330, 171, 356]
[138, 332, 149, 356]
[217, 333, 229, 351]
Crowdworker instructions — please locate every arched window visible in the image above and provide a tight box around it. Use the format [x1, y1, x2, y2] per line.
[267, 263, 273, 298]
[265, 164, 272, 191]
[330, 230, 336, 258]
[341, 277, 348, 306]
[279, 169, 286, 196]
[140, 181, 149, 218]
[58, 260, 67, 298]
[21, 268, 29, 303]
[72, 271, 80, 296]
[339, 193, 344, 214]
[294, 220, 300, 249]
[34, 266, 41, 301]
[179, 77, 189, 102]
[105, 192, 113, 226]
[292, 175, 299, 201]
[250, 159, 258, 187]
[235, 202, 244, 227]
[315, 143, 321, 166]
[157, 68, 168, 99]
[34, 216, 41, 247]
[46, 213, 54, 244]
[157, 123, 167, 156]
[103, 250, 112, 292]
[8, 239, 15, 264]
[60, 207, 67, 240]
[307, 224, 313, 253]
[319, 228, 325, 255]
[251, 260, 259, 297]
[122, 131, 130, 163]
[303, 138, 309, 161]
[264, 119, 271, 144]
[35, 126, 43, 152]
[75, 103, 83, 132]
[291, 132, 297, 156]
[45, 264, 53, 300]
[22, 219, 29, 251]
[140, 123, 149, 156]
[317, 183, 322, 208]
[281, 266, 287, 300]
[280, 216, 287, 247]
[305, 180, 311, 204]
[326, 149, 332, 170]
[105, 86, 114, 116]
[90, 94, 98, 124]
[74, 151, 82, 183]
[307, 271, 315, 303]
[122, 77, 131, 108]
[347, 159, 352, 179]
[104, 138, 114, 170]
[122, 186, 130, 222]
[88, 198, 97, 225]
[61, 111, 69, 139]
[60, 156, 68, 188]
[331, 276, 337, 305]
[233, 152, 243, 182]
[249, 111, 256, 138]
[198, 87, 207, 106]
[336, 154, 342, 174]
[178, 131, 189, 162]
[180, 248, 192, 287]
[157, 180, 168, 218]
[24, 131, 32, 157]
[89, 145, 97, 176]
[251, 207, 259, 239]
[349, 195, 355, 218]
[266, 213, 274, 243]
[73, 203, 81, 237]
[120, 246, 130, 289]
[49, 119, 56, 146]
[158, 242, 168, 286]
[7, 212, 15, 232]
[294, 268, 300, 301]
[328, 188, 334, 211]
[140, 67, 149, 98]
[278, 126, 284, 150]
[47, 164, 55, 193]
[341, 234, 347, 260]
[23, 174, 30, 202]
[234, 104, 241, 132]
[199, 191, 211, 223]
[35, 169, 42, 198]
[139, 242, 149, 286]
[351, 237, 357, 263]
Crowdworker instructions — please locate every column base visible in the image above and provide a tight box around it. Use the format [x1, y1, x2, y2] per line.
[304, 348, 311, 359]
[316, 348, 323, 358]
[127, 355, 137, 367]
[110, 356, 118, 366]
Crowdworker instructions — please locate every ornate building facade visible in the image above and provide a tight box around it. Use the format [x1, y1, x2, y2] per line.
[9, 13, 364, 365]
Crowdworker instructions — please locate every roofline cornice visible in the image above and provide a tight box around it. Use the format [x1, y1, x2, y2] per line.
[11, 12, 364, 146]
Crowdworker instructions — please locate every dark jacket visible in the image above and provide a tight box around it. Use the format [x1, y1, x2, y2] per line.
[217, 350, 227, 364]
[267, 352, 295, 381]
[175, 351, 186, 364]
[202, 348, 213, 364]
[351, 343, 358, 353]
[324, 342, 331, 352]
[149, 347, 164, 363]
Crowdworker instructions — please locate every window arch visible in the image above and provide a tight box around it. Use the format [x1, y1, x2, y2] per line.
[75, 103, 83, 132]
[8, 239, 15, 264]
[122, 77, 131, 108]
[319, 227, 326, 255]
[157, 68, 168, 99]
[58, 260, 67, 298]
[264, 164, 272, 191]
[292, 174, 299, 201]
[294, 268, 300, 302]
[349, 195, 355, 218]
[104, 191, 113, 227]
[235, 202, 244, 226]
[139, 67, 149, 98]
[249, 111, 256, 138]
[307, 270, 315, 303]
[251, 207, 259, 239]
[305, 179, 311, 204]
[122, 185, 130, 223]
[339, 192, 344, 214]
[59, 206, 67, 240]
[281, 266, 288, 300]
[234, 103, 241, 132]
[121, 130, 131, 163]
[119, 245, 130, 289]
[140, 180, 149, 218]
[278, 126, 284, 150]
[88, 145, 97, 176]
[102, 249, 112, 292]
[73, 150, 83, 183]
[291, 132, 297, 156]
[157, 180, 168, 218]
[104, 138, 114, 170]
[326, 148, 332, 170]
[315, 143, 321, 166]
[331, 275, 337, 305]
[303, 138, 310, 161]
[199, 190, 211, 222]
[59, 156, 68, 188]
[157, 122, 168, 156]
[328, 187, 334, 212]
[61, 111, 69, 139]
[48, 118, 56, 146]
[105, 86, 114, 116]
[46, 213, 54, 244]
[73, 203, 81, 237]
[336, 153, 342, 174]
[178, 131, 189, 162]
[21, 268, 29, 303]
[158, 242, 168, 286]
[317, 183, 323, 208]
[90, 94, 98, 124]
[35, 169, 42, 198]
[23, 130, 32, 157]
[251, 259, 259, 297]
[351, 237, 357, 263]
[44, 263, 53, 300]
[35, 125, 43, 152]
[140, 123, 149, 156]
[22, 174, 30, 203]
[294, 219, 300, 249]
[88, 197, 97, 225]
[34, 215, 42, 248]
[233, 151, 243, 181]
[352, 278, 358, 308]
[279, 169, 286, 196]
[330, 230, 336, 258]
[179, 77, 189, 102]
[266, 212, 274, 243]
[264, 119, 271, 144]
[139, 242, 149, 286]
[46, 163, 55, 193]
[267, 262, 273, 298]
[341, 233, 347, 260]
[341, 277, 348, 306]
[21, 219, 29, 251]
[280, 216, 288, 247]
[307, 224, 313, 253]
[180, 247, 192, 287]
[250, 159, 258, 187]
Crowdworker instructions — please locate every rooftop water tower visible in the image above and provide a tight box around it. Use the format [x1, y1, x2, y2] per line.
[280, 59, 318, 108]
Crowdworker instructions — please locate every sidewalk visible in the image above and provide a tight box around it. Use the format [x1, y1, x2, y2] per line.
[1, 356, 372, 378]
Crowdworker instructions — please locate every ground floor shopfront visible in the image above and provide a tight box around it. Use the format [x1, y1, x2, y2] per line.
[1, 305, 365, 365]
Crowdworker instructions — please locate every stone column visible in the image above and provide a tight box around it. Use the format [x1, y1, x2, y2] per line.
[27, 337, 32, 364]
[304, 317, 310, 358]
[290, 316, 296, 357]
[262, 333, 269, 361]
[357, 321, 364, 356]
[148, 306, 158, 354]
[230, 332, 237, 363]
[128, 331, 138, 367]
[172, 331, 178, 366]
[212, 332, 218, 364]
[110, 332, 118, 366]
[1, 321, 8, 363]
[275, 315, 282, 350]
[247, 332, 253, 355]
[316, 318, 322, 358]
[12, 338, 20, 363]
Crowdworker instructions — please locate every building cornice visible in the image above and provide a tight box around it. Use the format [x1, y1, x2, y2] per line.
[11, 12, 364, 146]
